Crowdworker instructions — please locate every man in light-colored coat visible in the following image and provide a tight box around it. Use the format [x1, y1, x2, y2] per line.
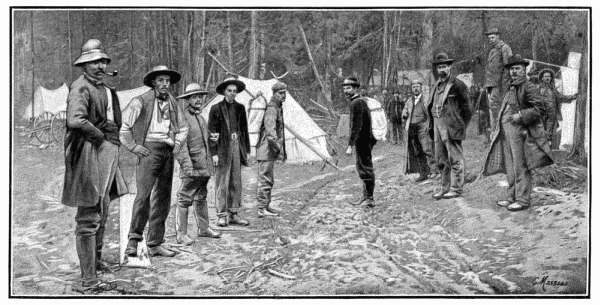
[62, 39, 128, 287]
[483, 55, 553, 211]
[255, 82, 288, 218]
[484, 28, 513, 136]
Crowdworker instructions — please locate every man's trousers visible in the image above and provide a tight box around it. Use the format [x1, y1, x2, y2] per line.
[355, 143, 375, 198]
[433, 119, 465, 193]
[177, 176, 210, 229]
[257, 160, 275, 210]
[501, 120, 532, 206]
[408, 122, 437, 176]
[215, 138, 242, 218]
[128, 142, 174, 247]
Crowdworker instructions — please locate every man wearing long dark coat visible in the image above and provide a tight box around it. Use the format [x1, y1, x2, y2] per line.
[428, 53, 472, 200]
[402, 79, 437, 182]
[344, 76, 377, 207]
[483, 55, 554, 211]
[62, 39, 128, 287]
[208, 77, 252, 227]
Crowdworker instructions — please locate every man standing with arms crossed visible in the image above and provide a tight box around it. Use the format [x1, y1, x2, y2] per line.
[120, 65, 188, 258]
[62, 39, 128, 287]
[256, 82, 288, 218]
[344, 76, 377, 207]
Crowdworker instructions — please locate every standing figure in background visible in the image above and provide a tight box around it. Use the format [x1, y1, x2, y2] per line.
[537, 68, 578, 150]
[256, 82, 288, 218]
[428, 53, 472, 200]
[62, 39, 128, 287]
[120, 65, 189, 258]
[344, 76, 377, 207]
[387, 89, 405, 145]
[208, 77, 252, 227]
[402, 79, 437, 182]
[483, 55, 553, 211]
[175, 83, 222, 246]
[484, 28, 512, 137]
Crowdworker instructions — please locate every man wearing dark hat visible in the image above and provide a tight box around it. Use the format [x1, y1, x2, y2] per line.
[428, 53, 472, 200]
[255, 82, 288, 218]
[62, 39, 128, 287]
[208, 76, 251, 227]
[386, 88, 404, 145]
[120, 65, 189, 257]
[174, 83, 222, 246]
[402, 79, 437, 182]
[484, 28, 513, 137]
[484, 55, 553, 211]
[343, 76, 377, 207]
[537, 68, 578, 149]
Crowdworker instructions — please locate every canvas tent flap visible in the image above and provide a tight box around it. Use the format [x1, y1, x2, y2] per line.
[22, 83, 69, 120]
[201, 76, 331, 164]
[117, 86, 152, 110]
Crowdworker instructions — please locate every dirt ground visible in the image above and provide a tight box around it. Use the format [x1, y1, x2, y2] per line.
[10, 122, 589, 296]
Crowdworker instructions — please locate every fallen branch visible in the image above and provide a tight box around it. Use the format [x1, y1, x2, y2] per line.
[268, 268, 297, 280]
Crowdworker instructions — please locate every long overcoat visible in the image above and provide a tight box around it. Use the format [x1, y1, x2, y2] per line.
[207, 99, 251, 166]
[483, 77, 554, 176]
[61, 75, 128, 207]
[401, 93, 432, 174]
[427, 75, 472, 141]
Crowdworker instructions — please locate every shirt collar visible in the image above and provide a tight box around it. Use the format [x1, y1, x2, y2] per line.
[83, 72, 103, 86]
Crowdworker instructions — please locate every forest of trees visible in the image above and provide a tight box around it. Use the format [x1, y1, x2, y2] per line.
[12, 9, 589, 156]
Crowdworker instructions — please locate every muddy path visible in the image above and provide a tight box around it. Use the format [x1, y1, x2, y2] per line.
[11, 128, 588, 296]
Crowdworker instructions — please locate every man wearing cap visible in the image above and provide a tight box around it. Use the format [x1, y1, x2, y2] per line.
[255, 82, 288, 218]
[174, 83, 222, 246]
[484, 28, 513, 136]
[208, 77, 251, 227]
[402, 79, 437, 182]
[428, 53, 472, 200]
[537, 68, 578, 149]
[343, 76, 377, 207]
[484, 55, 553, 211]
[386, 89, 404, 145]
[120, 65, 188, 257]
[62, 39, 128, 287]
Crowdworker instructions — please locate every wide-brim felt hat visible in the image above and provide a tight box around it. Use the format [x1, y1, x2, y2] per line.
[177, 83, 210, 99]
[216, 76, 246, 95]
[504, 54, 529, 68]
[341, 77, 360, 87]
[73, 39, 111, 66]
[484, 28, 501, 36]
[143, 65, 181, 87]
[433, 52, 454, 66]
[538, 68, 555, 81]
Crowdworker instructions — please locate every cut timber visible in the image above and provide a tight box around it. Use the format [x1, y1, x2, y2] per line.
[119, 194, 151, 268]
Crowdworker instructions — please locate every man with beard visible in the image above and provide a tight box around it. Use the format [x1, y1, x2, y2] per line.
[484, 28, 513, 136]
[483, 55, 553, 211]
[208, 76, 251, 227]
[429, 53, 472, 200]
[174, 83, 222, 246]
[62, 39, 128, 287]
[537, 68, 578, 149]
[256, 82, 288, 218]
[120, 65, 189, 257]
[344, 76, 377, 207]
[402, 79, 437, 182]
[386, 89, 404, 145]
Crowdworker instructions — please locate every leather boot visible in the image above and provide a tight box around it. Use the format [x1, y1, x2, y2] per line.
[351, 181, 368, 206]
[95, 228, 116, 273]
[364, 180, 375, 207]
[175, 207, 194, 246]
[76, 235, 99, 286]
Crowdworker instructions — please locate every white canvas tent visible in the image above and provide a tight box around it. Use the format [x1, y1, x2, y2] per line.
[201, 76, 331, 164]
[21, 84, 151, 121]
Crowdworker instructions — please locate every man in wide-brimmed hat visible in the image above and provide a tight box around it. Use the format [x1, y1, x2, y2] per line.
[483, 54, 553, 211]
[62, 39, 128, 287]
[484, 27, 513, 137]
[207, 76, 251, 227]
[537, 68, 578, 149]
[255, 82, 288, 218]
[402, 79, 437, 183]
[120, 65, 188, 257]
[343, 76, 377, 207]
[174, 83, 222, 246]
[428, 53, 472, 200]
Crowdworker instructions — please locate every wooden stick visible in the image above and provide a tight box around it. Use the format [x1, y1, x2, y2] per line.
[268, 268, 296, 280]
[285, 126, 341, 171]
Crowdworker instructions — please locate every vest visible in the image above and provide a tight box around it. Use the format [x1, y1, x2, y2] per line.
[131, 90, 180, 146]
[411, 96, 428, 124]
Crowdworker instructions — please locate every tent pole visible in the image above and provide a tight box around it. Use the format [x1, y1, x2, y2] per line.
[207, 52, 257, 99]
[285, 126, 341, 171]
